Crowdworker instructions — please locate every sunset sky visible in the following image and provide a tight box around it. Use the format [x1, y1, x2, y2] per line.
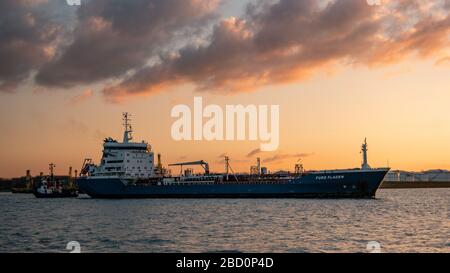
[1, 0, 450, 177]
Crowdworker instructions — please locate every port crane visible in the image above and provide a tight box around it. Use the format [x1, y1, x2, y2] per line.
[169, 160, 210, 175]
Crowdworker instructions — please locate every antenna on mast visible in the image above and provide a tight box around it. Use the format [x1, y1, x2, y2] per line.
[122, 112, 133, 143]
[361, 138, 371, 170]
[49, 163, 55, 178]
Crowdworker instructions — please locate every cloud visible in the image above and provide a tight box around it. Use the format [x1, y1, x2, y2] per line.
[435, 56, 450, 66]
[263, 153, 314, 163]
[103, 0, 450, 100]
[239, 149, 314, 164]
[246, 148, 261, 158]
[69, 89, 93, 105]
[2, 0, 450, 98]
[35, 0, 220, 88]
[0, 0, 68, 92]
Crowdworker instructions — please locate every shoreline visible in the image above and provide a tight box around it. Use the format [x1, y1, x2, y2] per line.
[380, 181, 450, 189]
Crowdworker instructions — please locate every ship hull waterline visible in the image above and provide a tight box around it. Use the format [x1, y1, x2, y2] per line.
[32, 192, 79, 198]
[77, 169, 389, 199]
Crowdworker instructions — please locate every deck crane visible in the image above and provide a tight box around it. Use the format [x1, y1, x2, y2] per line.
[169, 160, 210, 175]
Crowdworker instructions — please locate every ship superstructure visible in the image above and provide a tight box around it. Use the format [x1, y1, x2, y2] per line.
[81, 113, 155, 179]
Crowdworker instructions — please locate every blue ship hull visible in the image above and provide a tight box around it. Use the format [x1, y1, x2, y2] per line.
[77, 168, 389, 199]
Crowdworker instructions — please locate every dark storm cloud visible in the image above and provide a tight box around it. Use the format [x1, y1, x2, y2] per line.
[2, 0, 450, 99]
[103, 0, 450, 100]
[0, 0, 67, 92]
[35, 0, 220, 87]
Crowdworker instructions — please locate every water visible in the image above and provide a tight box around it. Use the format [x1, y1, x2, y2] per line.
[0, 189, 448, 253]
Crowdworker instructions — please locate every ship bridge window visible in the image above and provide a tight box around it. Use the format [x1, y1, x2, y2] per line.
[107, 160, 123, 164]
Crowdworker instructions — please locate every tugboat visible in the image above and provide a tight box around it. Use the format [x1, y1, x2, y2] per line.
[33, 163, 78, 198]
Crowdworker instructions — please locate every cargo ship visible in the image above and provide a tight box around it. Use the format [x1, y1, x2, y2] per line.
[77, 113, 389, 199]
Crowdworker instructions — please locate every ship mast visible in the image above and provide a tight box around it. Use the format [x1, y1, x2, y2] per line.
[224, 156, 238, 181]
[122, 112, 133, 143]
[225, 156, 230, 179]
[49, 163, 55, 179]
[361, 138, 371, 170]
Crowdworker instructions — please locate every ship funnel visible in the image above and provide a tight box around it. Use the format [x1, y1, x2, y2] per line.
[157, 153, 162, 170]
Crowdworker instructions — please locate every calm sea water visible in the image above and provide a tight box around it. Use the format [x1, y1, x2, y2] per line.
[0, 189, 448, 253]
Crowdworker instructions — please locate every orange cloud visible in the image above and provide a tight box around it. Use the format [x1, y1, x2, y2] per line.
[3, 0, 450, 99]
[69, 89, 93, 105]
[435, 56, 450, 66]
[102, 0, 450, 101]
[262, 153, 314, 163]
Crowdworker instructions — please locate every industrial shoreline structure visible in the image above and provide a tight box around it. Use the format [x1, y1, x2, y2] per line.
[3, 114, 450, 194]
